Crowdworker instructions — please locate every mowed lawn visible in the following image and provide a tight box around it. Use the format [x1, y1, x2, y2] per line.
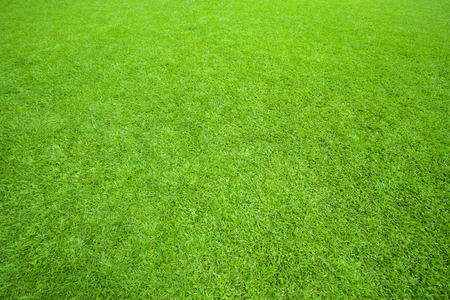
[1, 0, 448, 298]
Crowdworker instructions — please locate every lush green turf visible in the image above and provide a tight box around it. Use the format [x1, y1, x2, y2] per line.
[1, 0, 449, 298]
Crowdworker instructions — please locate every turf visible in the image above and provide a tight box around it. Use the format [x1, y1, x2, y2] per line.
[0, 0, 449, 298]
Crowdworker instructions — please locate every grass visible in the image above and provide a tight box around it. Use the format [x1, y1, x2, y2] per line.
[0, 0, 449, 298]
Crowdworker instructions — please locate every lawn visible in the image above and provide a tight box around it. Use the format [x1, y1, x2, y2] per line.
[0, 0, 449, 298]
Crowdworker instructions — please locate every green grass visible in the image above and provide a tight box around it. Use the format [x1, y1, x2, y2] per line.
[1, 0, 449, 298]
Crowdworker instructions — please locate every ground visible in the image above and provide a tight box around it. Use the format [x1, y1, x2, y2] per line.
[0, 0, 449, 298]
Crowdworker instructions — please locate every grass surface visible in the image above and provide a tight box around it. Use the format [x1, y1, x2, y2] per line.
[1, 0, 449, 298]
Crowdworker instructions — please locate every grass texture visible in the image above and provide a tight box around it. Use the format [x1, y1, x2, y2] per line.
[1, 0, 449, 298]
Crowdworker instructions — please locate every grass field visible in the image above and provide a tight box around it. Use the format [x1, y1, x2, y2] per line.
[1, 0, 449, 298]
